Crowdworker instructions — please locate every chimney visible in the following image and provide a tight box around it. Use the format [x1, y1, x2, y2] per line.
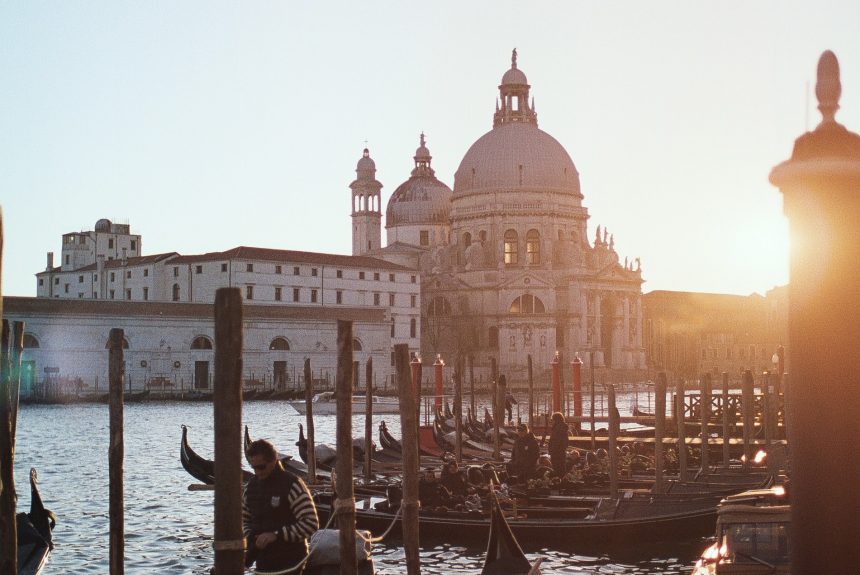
[46, 251, 54, 270]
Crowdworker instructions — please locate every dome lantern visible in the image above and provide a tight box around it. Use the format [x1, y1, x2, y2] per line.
[494, 48, 537, 128]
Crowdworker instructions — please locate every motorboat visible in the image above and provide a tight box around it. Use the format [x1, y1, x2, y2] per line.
[289, 392, 401, 415]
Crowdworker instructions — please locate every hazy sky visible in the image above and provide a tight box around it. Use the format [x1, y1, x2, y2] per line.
[3, 1, 859, 297]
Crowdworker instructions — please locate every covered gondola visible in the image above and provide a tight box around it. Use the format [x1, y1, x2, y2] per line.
[17, 468, 56, 575]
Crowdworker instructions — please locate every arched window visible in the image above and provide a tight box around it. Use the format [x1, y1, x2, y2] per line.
[353, 339, 363, 351]
[427, 296, 452, 316]
[509, 294, 546, 314]
[22, 334, 40, 349]
[462, 232, 471, 248]
[526, 229, 541, 264]
[504, 229, 518, 264]
[105, 337, 130, 349]
[172, 283, 180, 302]
[488, 326, 499, 349]
[269, 337, 290, 351]
[191, 336, 213, 350]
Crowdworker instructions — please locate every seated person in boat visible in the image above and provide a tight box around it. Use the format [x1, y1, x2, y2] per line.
[506, 424, 540, 483]
[419, 468, 445, 508]
[532, 455, 555, 480]
[440, 460, 472, 499]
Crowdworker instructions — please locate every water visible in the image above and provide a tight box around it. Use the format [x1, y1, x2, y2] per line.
[13, 400, 704, 574]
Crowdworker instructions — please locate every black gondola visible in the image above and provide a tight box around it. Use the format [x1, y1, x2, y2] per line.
[378, 421, 401, 453]
[17, 468, 56, 575]
[482, 487, 539, 575]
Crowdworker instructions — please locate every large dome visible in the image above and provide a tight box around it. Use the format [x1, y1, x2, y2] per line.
[453, 122, 580, 196]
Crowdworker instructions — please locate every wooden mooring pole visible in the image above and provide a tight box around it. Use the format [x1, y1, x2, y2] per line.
[527, 354, 534, 429]
[336, 321, 357, 575]
[654, 372, 666, 493]
[676, 378, 687, 482]
[741, 370, 754, 470]
[492, 374, 502, 461]
[454, 356, 463, 465]
[364, 358, 373, 483]
[304, 358, 316, 484]
[721, 372, 730, 467]
[213, 289, 244, 575]
[0, 320, 17, 575]
[395, 344, 420, 575]
[608, 384, 619, 499]
[700, 373, 711, 474]
[303, 358, 317, 484]
[468, 355, 475, 423]
[108, 328, 125, 575]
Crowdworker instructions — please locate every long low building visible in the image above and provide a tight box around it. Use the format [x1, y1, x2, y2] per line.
[3, 296, 392, 397]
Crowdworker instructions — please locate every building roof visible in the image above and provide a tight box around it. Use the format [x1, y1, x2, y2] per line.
[168, 246, 412, 270]
[36, 252, 179, 275]
[386, 134, 452, 228]
[3, 296, 387, 322]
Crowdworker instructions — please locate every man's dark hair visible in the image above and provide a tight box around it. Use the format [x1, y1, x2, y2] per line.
[246, 439, 277, 461]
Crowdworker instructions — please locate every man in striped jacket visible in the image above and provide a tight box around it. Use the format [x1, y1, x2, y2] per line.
[243, 439, 319, 572]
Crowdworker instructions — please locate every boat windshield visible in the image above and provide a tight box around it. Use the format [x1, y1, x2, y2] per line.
[720, 521, 790, 566]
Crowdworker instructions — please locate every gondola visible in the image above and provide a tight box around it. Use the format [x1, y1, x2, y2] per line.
[180, 424, 313, 485]
[313, 489, 723, 547]
[482, 486, 540, 575]
[296, 424, 403, 469]
[17, 468, 56, 575]
[378, 421, 401, 453]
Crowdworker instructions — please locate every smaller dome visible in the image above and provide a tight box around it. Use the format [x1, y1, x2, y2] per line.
[501, 67, 528, 86]
[95, 218, 112, 232]
[386, 134, 452, 228]
[415, 133, 431, 162]
[357, 148, 375, 170]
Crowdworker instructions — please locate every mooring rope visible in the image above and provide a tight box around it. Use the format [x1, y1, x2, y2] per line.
[357, 502, 403, 543]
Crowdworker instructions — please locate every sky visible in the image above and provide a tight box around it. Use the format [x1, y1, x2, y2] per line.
[2, 1, 859, 298]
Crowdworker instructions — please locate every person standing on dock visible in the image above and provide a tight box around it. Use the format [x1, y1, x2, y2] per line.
[243, 439, 319, 573]
[507, 423, 540, 483]
[547, 412, 570, 477]
[504, 390, 517, 423]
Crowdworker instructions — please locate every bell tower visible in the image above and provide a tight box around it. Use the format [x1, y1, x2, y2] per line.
[350, 148, 383, 255]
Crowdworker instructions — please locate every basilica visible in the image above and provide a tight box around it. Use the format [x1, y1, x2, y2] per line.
[359, 50, 646, 381]
[8, 50, 645, 395]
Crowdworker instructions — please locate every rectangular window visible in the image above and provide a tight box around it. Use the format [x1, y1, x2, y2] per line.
[410, 294, 416, 308]
[419, 230, 429, 246]
[293, 288, 300, 302]
[246, 263, 253, 272]
[173, 267, 179, 277]
[93, 274, 98, 281]
[143, 287, 149, 301]
[221, 263, 227, 272]
[312, 268, 318, 277]
[275, 287, 282, 301]
[125, 289, 131, 300]
[196, 265, 203, 274]
[275, 265, 282, 274]
[64, 283, 69, 293]
[311, 289, 318, 303]
[144, 268, 149, 277]
[336, 270, 343, 279]
[39, 279, 44, 286]
[78, 293, 84, 299]
[389, 293, 395, 306]
[110, 289, 115, 299]
[374, 272, 380, 281]
[373, 293, 380, 306]
[93, 291, 98, 298]
[110, 272, 115, 282]
[336, 290, 343, 304]
[294, 266, 300, 275]
[411, 275, 416, 284]
[78, 275, 84, 283]
[108, 238, 114, 249]
[126, 270, 131, 279]
[359, 272, 365, 280]
[130, 240, 136, 251]
[410, 318, 417, 338]
[65, 255, 69, 265]
[246, 285, 254, 300]
[54, 278, 59, 285]
[391, 320, 395, 337]
[389, 273, 395, 282]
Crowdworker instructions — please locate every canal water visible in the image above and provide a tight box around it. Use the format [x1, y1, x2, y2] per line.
[13, 400, 704, 574]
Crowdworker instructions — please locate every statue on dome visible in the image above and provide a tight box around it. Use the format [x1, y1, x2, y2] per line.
[512, 48, 518, 67]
